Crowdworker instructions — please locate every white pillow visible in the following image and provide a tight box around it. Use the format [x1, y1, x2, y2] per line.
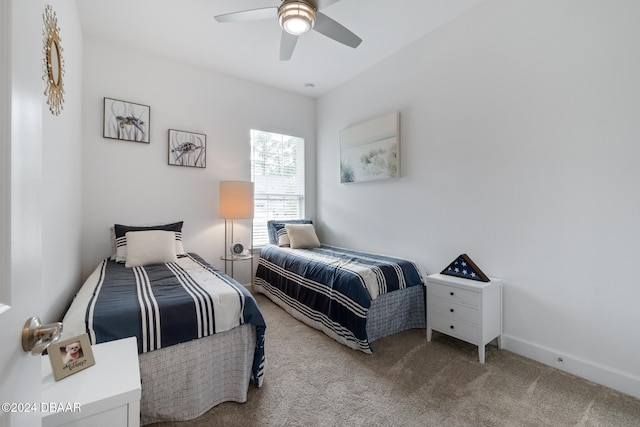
[125, 230, 178, 267]
[285, 224, 320, 249]
[114, 221, 185, 263]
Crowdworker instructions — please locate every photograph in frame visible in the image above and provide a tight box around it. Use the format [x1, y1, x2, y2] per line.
[48, 333, 96, 381]
[103, 97, 150, 143]
[168, 129, 206, 168]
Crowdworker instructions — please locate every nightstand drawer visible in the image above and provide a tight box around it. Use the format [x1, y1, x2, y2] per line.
[431, 314, 479, 344]
[430, 282, 479, 307]
[430, 297, 479, 324]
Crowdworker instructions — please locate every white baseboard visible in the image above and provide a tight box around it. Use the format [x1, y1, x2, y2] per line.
[502, 334, 640, 399]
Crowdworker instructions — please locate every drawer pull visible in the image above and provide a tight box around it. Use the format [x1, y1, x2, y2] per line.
[450, 292, 454, 296]
[449, 308, 454, 313]
[450, 325, 454, 329]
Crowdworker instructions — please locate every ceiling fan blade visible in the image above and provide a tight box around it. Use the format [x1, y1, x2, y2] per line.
[315, 0, 341, 10]
[214, 7, 277, 23]
[280, 31, 299, 61]
[313, 12, 362, 49]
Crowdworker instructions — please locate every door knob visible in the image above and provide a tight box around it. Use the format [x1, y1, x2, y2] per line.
[21, 316, 63, 356]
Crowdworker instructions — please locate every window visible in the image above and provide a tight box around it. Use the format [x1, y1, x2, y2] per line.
[251, 129, 305, 246]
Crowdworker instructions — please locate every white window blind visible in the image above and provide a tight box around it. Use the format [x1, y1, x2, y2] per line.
[251, 129, 305, 246]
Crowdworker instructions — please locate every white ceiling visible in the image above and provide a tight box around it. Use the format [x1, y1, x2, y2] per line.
[76, 0, 484, 97]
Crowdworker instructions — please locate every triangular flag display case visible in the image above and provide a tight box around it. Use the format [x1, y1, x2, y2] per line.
[441, 253, 490, 282]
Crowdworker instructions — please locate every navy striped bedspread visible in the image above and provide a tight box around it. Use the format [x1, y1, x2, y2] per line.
[254, 244, 423, 352]
[84, 253, 266, 387]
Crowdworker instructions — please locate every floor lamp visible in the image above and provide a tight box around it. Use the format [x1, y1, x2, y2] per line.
[219, 180, 254, 279]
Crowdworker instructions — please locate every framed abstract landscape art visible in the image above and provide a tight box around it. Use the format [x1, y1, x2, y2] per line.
[340, 111, 400, 184]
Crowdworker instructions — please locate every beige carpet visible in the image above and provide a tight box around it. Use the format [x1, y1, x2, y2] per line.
[150, 294, 640, 426]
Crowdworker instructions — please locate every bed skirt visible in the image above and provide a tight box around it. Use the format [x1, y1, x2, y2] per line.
[139, 324, 257, 425]
[366, 285, 426, 342]
[254, 284, 425, 352]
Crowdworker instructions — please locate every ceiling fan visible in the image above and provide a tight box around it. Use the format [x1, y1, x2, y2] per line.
[214, 0, 362, 61]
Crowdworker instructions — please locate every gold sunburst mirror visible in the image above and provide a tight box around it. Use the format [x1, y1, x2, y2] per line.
[43, 4, 65, 115]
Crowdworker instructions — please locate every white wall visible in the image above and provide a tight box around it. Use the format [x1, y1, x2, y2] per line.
[80, 37, 316, 283]
[41, 0, 84, 323]
[316, 0, 640, 397]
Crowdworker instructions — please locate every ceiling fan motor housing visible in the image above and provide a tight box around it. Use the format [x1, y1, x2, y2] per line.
[278, 0, 316, 35]
[214, 0, 361, 61]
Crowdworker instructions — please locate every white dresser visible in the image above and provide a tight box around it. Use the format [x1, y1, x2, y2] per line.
[41, 337, 141, 427]
[426, 273, 503, 363]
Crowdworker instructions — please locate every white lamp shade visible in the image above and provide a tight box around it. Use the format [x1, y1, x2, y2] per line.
[219, 181, 254, 219]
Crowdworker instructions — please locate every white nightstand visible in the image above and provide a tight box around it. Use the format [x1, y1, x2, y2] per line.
[426, 273, 503, 363]
[41, 337, 141, 427]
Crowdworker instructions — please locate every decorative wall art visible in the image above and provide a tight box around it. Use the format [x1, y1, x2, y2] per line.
[168, 129, 206, 168]
[340, 111, 400, 184]
[43, 4, 65, 116]
[103, 97, 150, 143]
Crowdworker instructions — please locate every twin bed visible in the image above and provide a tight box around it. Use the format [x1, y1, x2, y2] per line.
[253, 220, 426, 353]
[62, 222, 265, 425]
[62, 220, 425, 424]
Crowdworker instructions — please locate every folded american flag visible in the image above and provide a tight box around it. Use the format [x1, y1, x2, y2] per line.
[441, 253, 489, 282]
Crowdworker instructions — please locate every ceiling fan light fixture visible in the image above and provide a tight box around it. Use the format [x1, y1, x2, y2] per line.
[278, 1, 316, 36]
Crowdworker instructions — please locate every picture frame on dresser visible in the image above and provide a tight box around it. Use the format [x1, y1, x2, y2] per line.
[48, 334, 95, 381]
